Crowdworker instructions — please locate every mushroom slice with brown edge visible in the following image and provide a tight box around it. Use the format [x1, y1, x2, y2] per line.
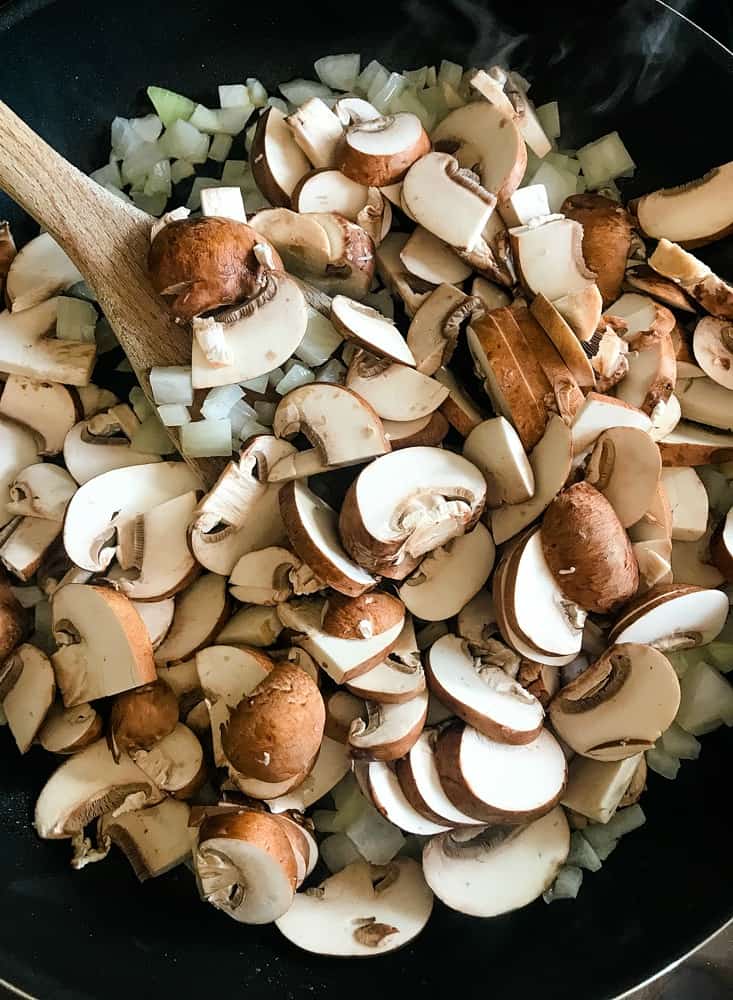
[399, 227, 472, 287]
[62, 414, 163, 487]
[338, 446, 486, 578]
[286, 98, 344, 169]
[435, 722, 567, 824]
[406, 285, 481, 377]
[605, 292, 677, 341]
[277, 597, 404, 684]
[330, 295, 415, 366]
[267, 383, 390, 483]
[585, 426, 661, 528]
[97, 798, 191, 882]
[132, 722, 205, 798]
[433, 367, 486, 437]
[570, 392, 652, 456]
[456, 590, 499, 649]
[356, 760, 449, 835]
[511, 307, 585, 423]
[432, 101, 526, 202]
[549, 643, 680, 761]
[0, 220, 16, 295]
[659, 422, 733, 466]
[348, 688, 428, 762]
[271, 813, 318, 887]
[398, 523, 495, 622]
[280, 480, 376, 597]
[676, 371, 733, 431]
[248, 208, 332, 274]
[529, 294, 596, 388]
[382, 412, 450, 450]
[189, 435, 297, 576]
[356, 186, 393, 246]
[338, 112, 431, 187]
[0, 570, 28, 661]
[423, 807, 569, 917]
[616, 328, 677, 416]
[267, 736, 351, 814]
[1, 642, 55, 753]
[135, 598, 175, 650]
[711, 507, 733, 582]
[192, 273, 308, 388]
[322, 590, 405, 640]
[226, 766, 309, 802]
[37, 700, 102, 755]
[6, 464, 77, 521]
[376, 232, 433, 318]
[553, 285, 604, 344]
[561, 193, 633, 305]
[34, 738, 161, 840]
[426, 634, 543, 745]
[491, 415, 572, 545]
[649, 239, 733, 321]
[471, 276, 511, 311]
[63, 461, 200, 573]
[270, 646, 321, 688]
[109, 679, 178, 760]
[251, 106, 311, 207]
[305, 212, 376, 299]
[276, 858, 432, 956]
[292, 169, 369, 217]
[484, 307, 557, 411]
[75, 384, 119, 419]
[650, 392, 682, 443]
[214, 605, 282, 649]
[463, 417, 534, 509]
[0, 376, 80, 456]
[610, 583, 728, 648]
[157, 654, 200, 704]
[6, 232, 82, 311]
[228, 546, 301, 605]
[0, 298, 96, 386]
[631, 162, 733, 248]
[1, 416, 41, 530]
[195, 810, 297, 923]
[402, 152, 497, 253]
[562, 753, 646, 824]
[154, 573, 230, 665]
[660, 467, 708, 541]
[395, 729, 484, 828]
[346, 619, 426, 705]
[0, 515, 62, 582]
[325, 690, 366, 743]
[510, 217, 596, 303]
[693, 317, 733, 389]
[624, 265, 697, 313]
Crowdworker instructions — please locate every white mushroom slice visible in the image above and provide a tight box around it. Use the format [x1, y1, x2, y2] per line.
[616, 332, 676, 416]
[51, 584, 155, 706]
[292, 169, 369, 217]
[399, 227, 472, 286]
[62, 418, 162, 486]
[0, 515, 61, 582]
[357, 760, 448, 835]
[333, 97, 380, 127]
[671, 531, 724, 588]
[676, 372, 733, 431]
[432, 101, 526, 202]
[214, 605, 282, 648]
[456, 590, 498, 647]
[250, 106, 311, 207]
[98, 798, 191, 881]
[339, 447, 486, 577]
[375, 232, 433, 317]
[649, 239, 733, 321]
[37, 700, 102, 755]
[398, 524, 495, 622]
[300, 212, 376, 299]
[0, 298, 96, 386]
[190, 436, 296, 576]
[267, 736, 351, 814]
[134, 598, 175, 650]
[395, 729, 484, 827]
[435, 722, 567, 823]
[154, 573, 229, 665]
[249, 208, 331, 273]
[585, 427, 661, 528]
[346, 646, 426, 705]
[628, 482, 673, 547]
[605, 292, 668, 338]
[276, 858, 432, 956]
[633, 539, 673, 592]
[402, 152, 496, 252]
[338, 112, 431, 188]
[0, 416, 41, 530]
[1, 642, 55, 752]
[268, 383, 390, 482]
[34, 738, 160, 839]
[491, 416, 572, 545]
[227, 766, 307, 801]
[550, 643, 680, 761]
[132, 723, 203, 796]
[228, 546, 300, 605]
[6, 464, 77, 521]
[195, 810, 297, 923]
[346, 353, 448, 422]
[277, 597, 403, 684]
[611, 585, 728, 649]
[63, 461, 199, 573]
[658, 422, 733, 466]
[463, 417, 534, 508]
[426, 634, 543, 745]
[570, 392, 652, 456]
[348, 690, 428, 761]
[406, 284, 479, 377]
[650, 393, 682, 442]
[528, 293, 596, 388]
[324, 690, 366, 743]
[330, 295, 415, 366]
[471, 276, 511, 311]
[199, 187, 246, 224]
[6, 232, 83, 311]
[280, 481, 375, 597]
[381, 412, 450, 450]
[271, 646, 321, 687]
[192, 274, 308, 388]
[423, 808, 569, 916]
[562, 753, 644, 824]
[286, 98, 344, 169]
[0, 375, 80, 456]
[510, 217, 596, 302]
[633, 162, 733, 247]
[660, 468, 708, 541]
[433, 366, 485, 437]
[692, 317, 733, 390]
[553, 285, 604, 344]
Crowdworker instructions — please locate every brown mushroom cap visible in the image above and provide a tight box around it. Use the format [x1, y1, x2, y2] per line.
[0, 570, 29, 661]
[541, 482, 639, 613]
[148, 217, 282, 323]
[561, 194, 633, 305]
[109, 679, 179, 759]
[322, 591, 405, 640]
[222, 661, 325, 782]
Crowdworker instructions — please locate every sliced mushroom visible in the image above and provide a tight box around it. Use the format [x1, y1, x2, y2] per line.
[6, 232, 82, 311]
[344, 352, 448, 423]
[456, 590, 498, 648]
[399, 227, 472, 287]
[37, 700, 102, 755]
[292, 169, 369, 217]
[632, 162, 733, 247]
[426, 634, 543, 744]
[562, 753, 645, 824]
[0, 376, 80, 456]
[676, 371, 733, 431]
[616, 329, 677, 417]
[131, 722, 204, 798]
[423, 807, 569, 916]
[435, 722, 567, 824]
[0, 571, 28, 661]
[0, 516, 62, 582]
[711, 507, 733, 581]
[510, 216, 596, 303]
[0, 220, 17, 296]
[605, 291, 676, 341]
[382, 412, 450, 450]
[189, 436, 296, 576]
[398, 524, 495, 622]
[692, 317, 733, 389]
[109, 679, 179, 759]
[286, 98, 344, 169]
[610, 584, 728, 648]
[395, 729, 484, 827]
[402, 152, 496, 252]
[649, 239, 733, 321]
[1, 642, 55, 753]
[270, 813, 318, 887]
[570, 391, 652, 456]
[157, 655, 201, 704]
[338, 112, 430, 187]
[1, 416, 41, 530]
[214, 605, 282, 648]
[463, 418, 533, 509]
[324, 690, 366, 743]
[511, 307, 585, 422]
[491, 415, 572, 545]
[277, 597, 404, 684]
[624, 265, 697, 312]
[528, 293, 596, 388]
[628, 481, 673, 546]
[322, 591, 404, 640]
[499, 183, 551, 229]
[97, 797, 191, 882]
[356, 759, 448, 835]
[62, 414, 162, 487]
[346, 619, 426, 704]
[330, 294, 415, 366]
[339, 447, 486, 577]
[659, 467, 708, 542]
[228, 547, 299, 605]
[0, 298, 95, 386]
[226, 765, 309, 802]
[6, 464, 77, 521]
[672, 529, 724, 588]
[649, 392, 682, 442]
[348, 689, 428, 761]
[433, 366, 486, 437]
[266, 735, 351, 814]
[659, 422, 733, 466]
[154, 573, 230, 665]
[133, 598, 175, 651]
[375, 232, 433, 318]
[585, 427, 661, 528]
[195, 809, 298, 922]
[406, 285, 479, 376]
[552, 284, 604, 343]
[561, 194, 633, 304]
[251, 106, 311, 207]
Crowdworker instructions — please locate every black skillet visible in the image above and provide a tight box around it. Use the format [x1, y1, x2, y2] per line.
[0, 1, 732, 997]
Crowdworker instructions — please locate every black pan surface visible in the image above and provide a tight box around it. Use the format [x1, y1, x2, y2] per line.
[1, 2, 732, 997]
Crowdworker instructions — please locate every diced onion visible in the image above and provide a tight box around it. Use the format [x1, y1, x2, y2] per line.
[646, 746, 681, 780]
[576, 131, 635, 189]
[144, 159, 172, 198]
[236, 417, 272, 442]
[111, 117, 144, 158]
[189, 104, 252, 136]
[437, 59, 463, 90]
[130, 191, 167, 216]
[208, 134, 233, 163]
[345, 798, 405, 864]
[275, 363, 316, 395]
[159, 119, 210, 163]
[594, 840, 619, 861]
[703, 641, 733, 674]
[315, 358, 347, 384]
[530, 162, 577, 213]
[356, 59, 388, 98]
[131, 114, 163, 142]
[546, 151, 581, 176]
[227, 398, 258, 438]
[266, 367, 285, 389]
[315, 54, 361, 92]
[566, 831, 602, 872]
[266, 97, 290, 114]
[221, 159, 249, 184]
[200, 384, 244, 421]
[362, 289, 395, 318]
[157, 404, 191, 427]
[370, 72, 407, 114]
[186, 177, 220, 211]
[90, 161, 123, 190]
[600, 804, 646, 840]
[103, 184, 133, 204]
[536, 101, 561, 140]
[129, 414, 174, 455]
[129, 386, 154, 422]
[440, 81, 464, 110]
[583, 822, 620, 853]
[660, 722, 701, 760]
[121, 141, 164, 186]
[294, 308, 343, 367]
[543, 865, 583, 903]
[403, 66, 429, 90]
[56, 297, 97, 343]
[254, 401, 276, 426]
[180, 419, 233, 457]
[246, 78, 268, 107]
[320, 833, 362, 874]
[68, 280, 97, 303]
[312, 810, 340, 834]
[676, 660, 733, 734]
[147, 86, 195, 127]
[239, 374, 269, 394]
[279, 79, 333, 107]
[170, 159, 195, 185]
[366, 66, 391, 107]
[10, 585, 45, 609]
[150, 366, 193, 405]
[219, 84, 250, 109]
[390, 87, 434, 130]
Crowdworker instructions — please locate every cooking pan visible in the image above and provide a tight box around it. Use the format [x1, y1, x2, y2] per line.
[0, 1, 732, 997]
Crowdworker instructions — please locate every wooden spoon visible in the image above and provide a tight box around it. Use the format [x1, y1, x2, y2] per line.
[0, 100, 227, 489]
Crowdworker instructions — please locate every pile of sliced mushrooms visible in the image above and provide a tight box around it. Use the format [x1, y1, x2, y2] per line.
[3, 52, 733, 956]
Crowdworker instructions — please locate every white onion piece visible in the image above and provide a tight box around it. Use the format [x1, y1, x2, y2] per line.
[320, 833, 362, 874]
[645, 746, 680, 780]
[315, 54, 361, 92]
[150, 366, 193, 405]
[157, 404, 191, 427]
[294, 310, 343, 367]
[200, 384, 244, 421]
[189, 105, 250, 136]
[208, 134, 233, 163]
[159, 120, 210, 163]
[275, 364, 315, 395]
[576, 132, 635, 188]
[543, 865, 583, 903]
[180, 419, 233, 457]
[246, 79, 268, 107]
[279, 79, 333, 106]
[218, 84, 250, 109]
[536, 102, 561, 140]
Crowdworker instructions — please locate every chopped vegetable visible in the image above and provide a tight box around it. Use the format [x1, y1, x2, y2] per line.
[157, 404, 191, 427]
[56, 297, 97, 343]
[180, 418, 233, 457]
[188, 104, 251, 136]
[576, 131, 636, 188]
[147, 85, 195, 126]
[149, 366, 193, 405]
[200, 384, 244, 421]
[314, 54, 360, 92]
[543, 865, 583, 903]
[275, 363, 316, 395]
[159, 119, 210, 163]
[208, 134, 233, 163]
[646, 746, 681, 780]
